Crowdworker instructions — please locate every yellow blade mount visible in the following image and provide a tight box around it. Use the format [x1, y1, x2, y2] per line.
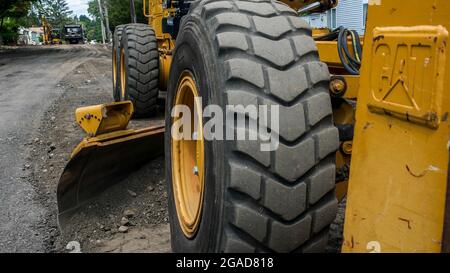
[57, 101, 165, 227]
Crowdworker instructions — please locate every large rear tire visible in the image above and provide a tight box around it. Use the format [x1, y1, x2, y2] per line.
[112, 25, 125, 102]
[166, 0, 339, 252]
[120, 23, 159, 117]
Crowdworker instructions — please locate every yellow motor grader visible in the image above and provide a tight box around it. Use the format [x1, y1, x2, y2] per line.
[57, 0, 450, 253]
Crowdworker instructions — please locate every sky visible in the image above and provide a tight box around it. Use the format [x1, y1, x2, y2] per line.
[67, 0, 89, 17]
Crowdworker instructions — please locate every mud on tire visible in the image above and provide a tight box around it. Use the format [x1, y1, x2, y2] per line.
[120, 23, 159, 117]
[166, 0, 339, 252]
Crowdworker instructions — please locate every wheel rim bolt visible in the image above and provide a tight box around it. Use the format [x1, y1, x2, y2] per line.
[193, 166, 199, 176]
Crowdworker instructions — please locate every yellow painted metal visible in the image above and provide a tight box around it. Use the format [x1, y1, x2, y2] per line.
[70, 124, 164, 158]
[58, 124, 165, 224]
[120, 48, 126, 99]
[75, 101, 133, 137]
[159, 54, 172, 91]
[367, 26, 448, 129]
[313, 28, 331, 37]
[279, 0, 338, 12]
[41, 16, 51, 45]
[342, 75, 359, 99]
[317, 41, 343, 68]
[171, 72, 205, 238]
[113, 47, 118, 89]
[143, 0, 175, 40]
[142, 0, 175, 91]
[142, 0, 176, 45]
[342, 0, 450, 253]
[316, 40, 362, 69]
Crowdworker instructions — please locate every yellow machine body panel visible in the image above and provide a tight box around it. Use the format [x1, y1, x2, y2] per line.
[143, 0, 175, 90]
[317, 40, 362, 69]
[75, 101, 133, 137]
[342, 0, 450, 253]
[279, 0, 338, 12]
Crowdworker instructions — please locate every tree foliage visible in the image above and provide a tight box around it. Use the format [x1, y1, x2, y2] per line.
[79, 14, 101, 41]
[1, 0, 149, 44]
[0, 0, 36, 44]
[88, 0, 145, 32]
[1, 0, 36, 28]
[38, 0, 72, 30]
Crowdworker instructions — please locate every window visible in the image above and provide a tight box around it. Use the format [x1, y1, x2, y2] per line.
[327, 10, 332, 28]
[329, 8, 337, 29]
[363, 3, 368, 27]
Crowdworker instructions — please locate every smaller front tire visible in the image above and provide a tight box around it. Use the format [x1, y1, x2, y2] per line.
[120, 24, 159, 117]
[166, 0, 339, 253]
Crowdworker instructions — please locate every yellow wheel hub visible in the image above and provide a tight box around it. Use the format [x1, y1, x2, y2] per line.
[120, 48, 126, 100]
[113, 48, 117, 88]
[171, 71, 205, 238]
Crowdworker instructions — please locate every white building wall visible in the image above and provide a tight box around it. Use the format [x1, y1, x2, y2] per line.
[301, 0, 367, 34]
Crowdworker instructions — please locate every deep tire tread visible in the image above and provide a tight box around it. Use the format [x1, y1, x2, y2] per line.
[192, 0, 339, 252]
[121, 23, 159, 117]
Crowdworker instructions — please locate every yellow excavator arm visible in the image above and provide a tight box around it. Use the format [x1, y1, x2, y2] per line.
[41, 16, 51, 45]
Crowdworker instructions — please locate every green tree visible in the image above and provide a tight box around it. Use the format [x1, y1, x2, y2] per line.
[40, 0, 72, 30]
[0, 0, 35, 31]
[87, 0, 145, 33]
[106, 0, 145, 30]
[78, 14, 100, 41]
[0, 0, 36, 44]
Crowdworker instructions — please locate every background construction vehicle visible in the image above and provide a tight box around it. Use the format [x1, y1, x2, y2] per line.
[42, 17, 62, 45]
[64, 24, 85, 44]
[50, 28, 62, 44]
[57, 0, 450, 253]
[41, 16, 51, 45]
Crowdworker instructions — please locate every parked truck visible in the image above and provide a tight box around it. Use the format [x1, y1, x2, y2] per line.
[64, 24, 84, 44]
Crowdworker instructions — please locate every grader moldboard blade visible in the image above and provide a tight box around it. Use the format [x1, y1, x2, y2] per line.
[56, 102, 165, 228]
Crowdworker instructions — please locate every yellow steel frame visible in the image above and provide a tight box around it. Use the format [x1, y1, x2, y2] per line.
[316, 40, 362, 69]
[342, 0, 450, 253]
[75, 101, 133, 137]
[301, 0, 450, 253]
[143, 0, 175, 91]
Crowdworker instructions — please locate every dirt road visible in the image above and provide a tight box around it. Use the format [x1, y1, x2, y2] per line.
[0, 45, 109, 252]
[0, 45, 342, 253]
[0, 45, 170, 252]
